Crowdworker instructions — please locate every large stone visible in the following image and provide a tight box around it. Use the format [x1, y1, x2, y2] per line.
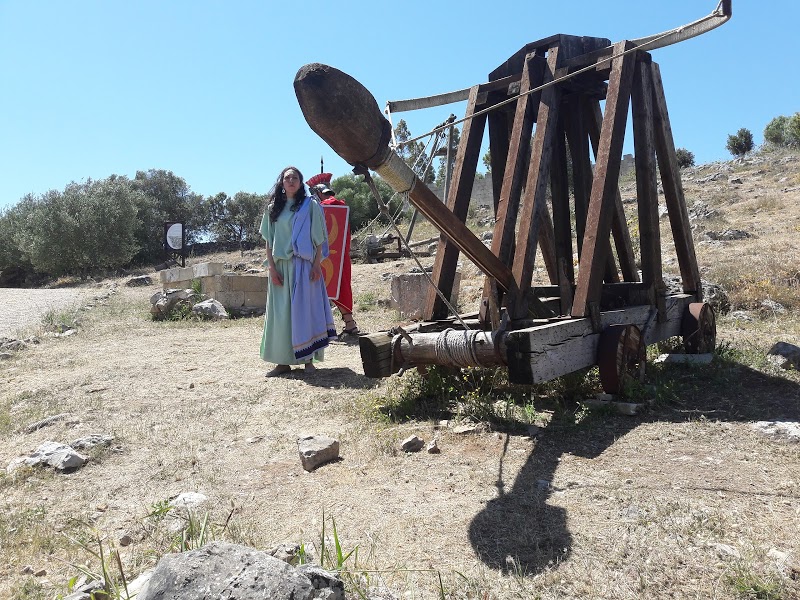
[390, 272, 461, 319]
[191, 298, 229, 320]
[25, 441, 87, 471]
[138, 542, 318, 600]
[767, 342, 800, 370]
[297, 435, 340, 471]
[192, 262, 224, 278]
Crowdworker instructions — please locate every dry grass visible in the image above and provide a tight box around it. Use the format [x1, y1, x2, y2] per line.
[1, 148, 800, 600]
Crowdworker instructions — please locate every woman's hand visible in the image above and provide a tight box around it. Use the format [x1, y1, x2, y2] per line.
[310, 262, 322, 282]
[269, 264, 283, 286]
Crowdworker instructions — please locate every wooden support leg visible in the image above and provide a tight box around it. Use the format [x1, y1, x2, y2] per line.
[481, 53, 546, 322]
[631, 56, 666, 319]
[586, 99, 638, 283]
[425, 85, 488, 320]
[564, 94, 591, 259]
[550, 116, 574, 285]
[651, 62, 703, 299]
[511, 43, 564, 317]
[572, 42, 637, 320]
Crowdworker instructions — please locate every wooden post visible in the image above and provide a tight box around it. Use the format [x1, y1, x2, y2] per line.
[651, 62, 703, 299]
[512, 43, 563, 314]
[572, 43, 637, 320]
[425, 85, 488, 320]
[631, 55, 665, 318]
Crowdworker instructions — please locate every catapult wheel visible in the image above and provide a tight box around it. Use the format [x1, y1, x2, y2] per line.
[682, 302, 716, 354]
[598, 324, 645, 395]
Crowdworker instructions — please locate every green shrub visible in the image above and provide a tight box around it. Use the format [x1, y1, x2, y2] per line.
[726, 128, 754, 157]
[675, 148, 695, 168]
[763, 115, 789, 147]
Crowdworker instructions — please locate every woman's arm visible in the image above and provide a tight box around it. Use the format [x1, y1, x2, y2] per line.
[310, 244, 323, 282]
[266, 243, 283, 286]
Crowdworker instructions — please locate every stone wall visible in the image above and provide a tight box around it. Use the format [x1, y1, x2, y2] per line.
[159, 262, 267, 312]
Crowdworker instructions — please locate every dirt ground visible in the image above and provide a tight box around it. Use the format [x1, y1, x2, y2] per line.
[1, 151, 800, 599]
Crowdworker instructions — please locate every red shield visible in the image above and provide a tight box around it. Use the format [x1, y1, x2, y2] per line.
[320, 204, 349, 300]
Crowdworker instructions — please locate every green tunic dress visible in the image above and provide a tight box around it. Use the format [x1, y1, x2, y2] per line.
[260, 197, 328, 365]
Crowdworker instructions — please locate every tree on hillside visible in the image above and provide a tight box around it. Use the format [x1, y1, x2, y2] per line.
[17, 179, 141, 276]
[331, 173, 400, 231]
[394, 119, 435, 184]
[482, 149, 492, 174]
[764, 115, 790, 147]
[435, 125, 461, 187]
[786, 113, 800, 148]
[726, 128, 754, 157]
[206, 191, 266, 250]
[675, 148, 695, 168]
[0, 197, 37, 278]
[764, 113, 800, 148]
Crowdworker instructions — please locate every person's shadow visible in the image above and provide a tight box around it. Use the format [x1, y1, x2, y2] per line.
[301, 366, 378, 389]
[468, 354, 800, 574]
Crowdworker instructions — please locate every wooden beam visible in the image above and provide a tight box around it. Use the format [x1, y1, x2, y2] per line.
[563, 94, 591, 259]
[631, 56, 665, 307]
[550, 117, 573, 285]
[511, 43, 563, 314]
[651, 62, 703, 298]
[507, 293, 693, 384]
[586, 100, 638, 282]
[425, 85, 488, 319]
[487, 90, 512, 215]
[481, 53, 546, 319]
[572, 42, 637, 319]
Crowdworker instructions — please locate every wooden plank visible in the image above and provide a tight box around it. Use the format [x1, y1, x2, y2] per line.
[425, 85, 489, 319]
[511, 43, 564, 314]
[487, 90, 512, 215]
[572, 43, 637, 319]
[563, 94, 592, 259]
[586, 100, 639, 283]
[359, 332, 397, 378]
[650, 62, 703, 298]
[481, 53, 546, 316]
[550, 116, 574, 285]
[631, 56, 664, 302]
[506, 293, 693, 384]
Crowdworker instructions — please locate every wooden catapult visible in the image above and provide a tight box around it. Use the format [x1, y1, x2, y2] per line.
[295, 1, 731, 393]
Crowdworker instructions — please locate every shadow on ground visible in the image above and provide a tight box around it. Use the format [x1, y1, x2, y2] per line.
[467, 354, 800, 574]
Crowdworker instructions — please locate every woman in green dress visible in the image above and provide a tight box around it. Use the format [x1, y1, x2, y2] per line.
[260, 166, 336, 377]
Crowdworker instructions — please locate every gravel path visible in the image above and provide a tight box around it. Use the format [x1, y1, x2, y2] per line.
[0, 288, 89, 338]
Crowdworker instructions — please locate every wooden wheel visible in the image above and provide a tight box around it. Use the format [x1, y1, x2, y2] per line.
[682, 302, 716, 354]
[598, 324, 644, 394]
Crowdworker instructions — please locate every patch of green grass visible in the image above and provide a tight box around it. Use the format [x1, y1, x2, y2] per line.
[40, 307, 81, 333]
[727, 564, 785, 600]
[11, 578, 45, 600]
[355, 291, 378, 311]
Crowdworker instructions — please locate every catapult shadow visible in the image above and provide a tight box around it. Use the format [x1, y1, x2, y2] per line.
[468, 355, 800, 574]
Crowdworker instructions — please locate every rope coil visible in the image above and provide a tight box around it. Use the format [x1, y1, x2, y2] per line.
[435, 328, 488, 368]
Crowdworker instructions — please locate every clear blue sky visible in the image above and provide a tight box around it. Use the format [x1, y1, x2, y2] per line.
[1, 1, 796, 212]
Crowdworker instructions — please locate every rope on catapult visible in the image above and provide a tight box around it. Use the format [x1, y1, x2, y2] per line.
[435, 328, 491, 368]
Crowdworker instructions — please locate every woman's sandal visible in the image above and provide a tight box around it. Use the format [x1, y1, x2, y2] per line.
[265, 365, 292, 377]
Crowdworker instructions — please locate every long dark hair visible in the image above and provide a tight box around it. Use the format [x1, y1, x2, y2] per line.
[268, 166, 307, 223]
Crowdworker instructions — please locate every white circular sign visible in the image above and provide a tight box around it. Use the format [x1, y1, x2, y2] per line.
[166, 223, 183, 250]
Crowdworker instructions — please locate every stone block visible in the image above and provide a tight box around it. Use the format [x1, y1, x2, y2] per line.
[159, 266, 194, 285]
[215, 291, 245, 308]
[389, 272, 460, 319]
[244, 291, 267, 308]
[201, 276, 220, 295]
[192, 262, 224, 278]
[233, 275, 268, 293]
